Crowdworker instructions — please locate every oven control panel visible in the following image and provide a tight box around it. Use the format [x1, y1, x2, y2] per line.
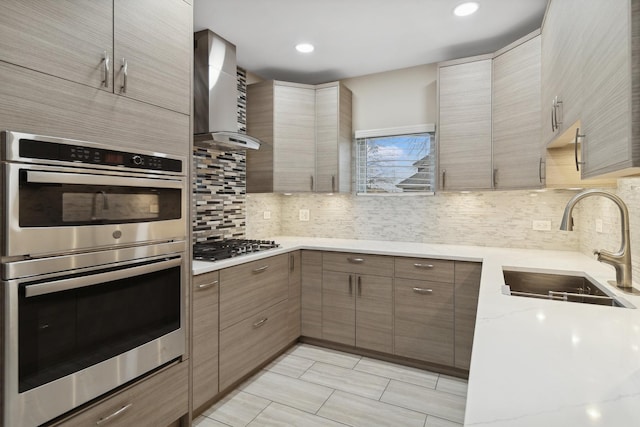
[17, 138, 182, 173]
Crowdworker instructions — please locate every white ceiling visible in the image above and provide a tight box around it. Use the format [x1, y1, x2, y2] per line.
[194, 0, 547, 84]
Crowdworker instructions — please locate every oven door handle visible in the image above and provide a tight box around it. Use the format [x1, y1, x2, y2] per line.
[25, 170, 183, 189]
[24, 257, 182, 298]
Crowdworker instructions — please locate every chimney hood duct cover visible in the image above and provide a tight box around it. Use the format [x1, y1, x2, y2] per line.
[194, 30, 261, 150]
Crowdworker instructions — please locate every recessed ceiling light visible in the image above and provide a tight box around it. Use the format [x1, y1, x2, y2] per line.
[454, 2, 479, 17]
[295, 43, 314, 53]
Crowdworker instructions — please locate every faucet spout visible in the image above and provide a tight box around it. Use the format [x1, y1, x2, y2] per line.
[559, 190, 632, 289]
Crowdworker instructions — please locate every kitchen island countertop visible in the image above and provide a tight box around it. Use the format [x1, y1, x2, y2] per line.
[193, 236, 640, 426]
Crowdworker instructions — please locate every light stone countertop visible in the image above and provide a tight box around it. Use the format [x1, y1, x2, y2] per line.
[192, 236, 640, 426]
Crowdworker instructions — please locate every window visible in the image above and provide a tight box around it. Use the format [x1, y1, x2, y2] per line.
[356, 126, 436, 194]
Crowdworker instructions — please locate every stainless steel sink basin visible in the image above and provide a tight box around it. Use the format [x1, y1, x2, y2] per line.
[502, 269, 632, 308]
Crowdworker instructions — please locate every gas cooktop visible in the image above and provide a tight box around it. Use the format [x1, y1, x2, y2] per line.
[193, 239, 280, 261]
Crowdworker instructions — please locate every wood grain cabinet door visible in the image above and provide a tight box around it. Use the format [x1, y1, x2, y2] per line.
[113, 0, 191, 114]
[301, 250, 323, 338]
[492, 35, 543, 189]
[287, 251, 302, 342]
[394, 278, 454, 366]
[322, 270, 356, 346]
[355, 274, 393, 354]
[0, 0, 113, 91]
[438, 58, 493, 190]
[192, 272, 219, 412]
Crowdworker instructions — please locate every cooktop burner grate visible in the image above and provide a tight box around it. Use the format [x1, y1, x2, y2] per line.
[193, 239, 280, 261]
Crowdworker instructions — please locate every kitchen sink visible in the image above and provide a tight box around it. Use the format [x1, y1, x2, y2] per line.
[502, 269, 632, 308]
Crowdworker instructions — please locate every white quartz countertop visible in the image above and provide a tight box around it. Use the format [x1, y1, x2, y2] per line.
[193, 236, 640, 426]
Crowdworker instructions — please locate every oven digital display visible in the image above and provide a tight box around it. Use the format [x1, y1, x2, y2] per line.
[104, 152, 124, 165]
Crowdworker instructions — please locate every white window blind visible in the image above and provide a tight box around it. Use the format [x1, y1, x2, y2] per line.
[356, 130, 435, 194]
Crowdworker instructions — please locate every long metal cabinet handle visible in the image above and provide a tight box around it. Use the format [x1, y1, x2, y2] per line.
[332, 175, 336, 192]
[442, 169, 446, 190]
[357, 276, 362, 296]
[310, 175, 314, 191]
[25, 257, 182, 298]
[574, 128, 585, 172]
[412, 287, 433, 294]
[539, 157, 543, 183]
[551, 101, 556, 132]
[25, 170, 183, 189]
[348, 275, 352, 294]
[493, 168, 498, 188]
[252, 317, 268, 328]
[96, 403, 133, 425]
[555, 98, 563, 127]
[347, 257, 364, 263]
[290, 254, 295, 272]
[252, 265, 269, 273]
[120, 58, 128, 93]
[102, 51, 110, 88]
[196, 280, 218, 290]
[413, 263, 434, 269]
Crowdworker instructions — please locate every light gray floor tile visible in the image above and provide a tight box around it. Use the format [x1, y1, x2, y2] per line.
[381, 380, 466, 424]
[287, 344, 361, 368]
[201, 390, 270, 427]
[248, 402, 346, 427]
[193, 415, 231, 427]
[240, 370, 334, 414]
[318, 390, 427, 427]
[264, 353, 315, 378]
[425, 415, 464, 427]
[300, 362, 390, 400]
[435, 375, 468, 397]
[354, 357, 439, 389]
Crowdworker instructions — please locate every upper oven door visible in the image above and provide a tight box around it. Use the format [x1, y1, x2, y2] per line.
[3, 162, 187, 257]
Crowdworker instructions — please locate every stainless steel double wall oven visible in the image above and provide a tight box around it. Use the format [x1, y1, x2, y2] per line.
[1, 131, 188, 427]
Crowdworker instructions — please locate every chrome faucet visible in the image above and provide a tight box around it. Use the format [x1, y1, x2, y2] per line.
[559, 189, 633, 290]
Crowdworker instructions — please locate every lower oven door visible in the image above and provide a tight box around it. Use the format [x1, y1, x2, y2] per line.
[2, 243, 186, 427]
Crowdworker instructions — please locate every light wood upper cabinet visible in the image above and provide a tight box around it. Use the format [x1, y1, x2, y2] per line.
[0, 0, 113, 92]
[438, 58, 493, 190]
[247, 81, 353, 193]
[315, 83, 353, 193]
[0, 0, 191, 115]
[542, 0, 640, 179]
[492, 34, 543, 189]
[113, 0, 191, 114]
[192, 272, 219, 412]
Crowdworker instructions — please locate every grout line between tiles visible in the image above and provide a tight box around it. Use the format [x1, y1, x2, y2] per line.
[315, 389, 337, 415]
[244, 400, 274, 426]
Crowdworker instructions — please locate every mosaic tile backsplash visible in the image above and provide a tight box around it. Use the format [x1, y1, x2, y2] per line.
[192, 68, 248, 243]
[246, 190, 582, 251]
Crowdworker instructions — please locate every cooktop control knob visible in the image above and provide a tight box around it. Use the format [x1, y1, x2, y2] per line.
[132, 155, 143, 166]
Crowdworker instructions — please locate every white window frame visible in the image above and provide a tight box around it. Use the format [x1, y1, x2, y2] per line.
[355, 124, 436, 196]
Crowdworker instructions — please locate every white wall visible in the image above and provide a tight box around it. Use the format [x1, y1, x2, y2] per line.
[341, 64, 437, 131]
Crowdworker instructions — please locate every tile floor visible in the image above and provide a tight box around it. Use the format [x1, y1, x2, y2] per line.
[194, 344, 467, 427]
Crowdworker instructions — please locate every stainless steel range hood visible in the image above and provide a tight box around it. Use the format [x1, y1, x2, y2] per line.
[194, 30, 261, 150]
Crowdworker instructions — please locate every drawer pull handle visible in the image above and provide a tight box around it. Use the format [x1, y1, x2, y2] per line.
[196, 280, 218, 290]
[347, 257, 364, 263]
[413, 263, 434, 269]
[253, 317, 268, 328]
[252, 265, 269, 273]
[358, 276, 362, 296]
[412, 287, 433, 294]
[349, 275, 353, 294]
[96, 403, 133, 425]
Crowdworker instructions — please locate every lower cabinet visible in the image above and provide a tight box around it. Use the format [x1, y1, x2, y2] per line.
[287, 251, 302, 342]
[192, 271, 219, 411]
[301, 250, 323, 338]
[321, 253, 394, 353]
[219, 300, 290, 390]
[54, 361, 188, 427]
[454, 262, 482, 369]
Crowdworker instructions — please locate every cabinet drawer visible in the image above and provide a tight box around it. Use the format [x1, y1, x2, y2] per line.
[394, 278, 454, 366]
[394, 257, 454, 282]
[56, 361, 188, 427]
[220, 254, 289, 330]
[219, 300, 290, 391]
[323, 252, 393, 276]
